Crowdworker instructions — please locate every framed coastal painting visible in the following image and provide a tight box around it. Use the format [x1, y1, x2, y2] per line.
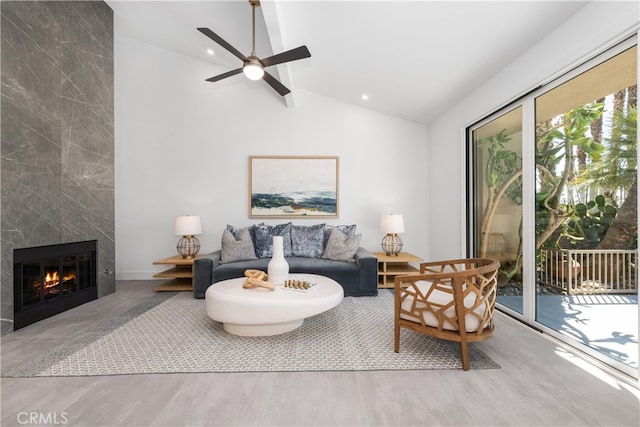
[249, 156, 339, 218]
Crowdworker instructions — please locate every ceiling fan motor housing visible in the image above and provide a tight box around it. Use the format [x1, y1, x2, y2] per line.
[198, 0, 310, 96]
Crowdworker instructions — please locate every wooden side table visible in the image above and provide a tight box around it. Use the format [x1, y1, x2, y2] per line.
[372, 252, 423, 288]
[152, 254, 201, 292]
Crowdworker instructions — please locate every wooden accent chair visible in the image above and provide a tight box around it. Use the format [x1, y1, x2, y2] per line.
[394, 258, 500, 371]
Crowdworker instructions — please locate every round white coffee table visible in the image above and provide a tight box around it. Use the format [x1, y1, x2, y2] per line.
[205, 274, 344, 336]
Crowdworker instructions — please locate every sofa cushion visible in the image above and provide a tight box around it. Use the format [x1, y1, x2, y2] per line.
[288, 256, 359, 275]
[323, 224, 357, 247]
[322, 228, 362, 262]
[291, 223, 326, 258]
[220, 228, 257, 263]
[254, 223, 293, 258]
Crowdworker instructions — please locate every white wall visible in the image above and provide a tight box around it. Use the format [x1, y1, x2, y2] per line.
[114, 35, 429, 279]
[428, 1, 640, 260]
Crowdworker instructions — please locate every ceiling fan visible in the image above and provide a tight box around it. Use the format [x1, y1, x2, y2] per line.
[197, 0, 311, 96]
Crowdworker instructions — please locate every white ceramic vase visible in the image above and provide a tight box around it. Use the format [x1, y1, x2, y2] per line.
[267, 236, 289, 285]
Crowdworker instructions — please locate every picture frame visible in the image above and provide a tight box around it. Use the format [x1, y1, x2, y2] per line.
[249, 156, 339, 218]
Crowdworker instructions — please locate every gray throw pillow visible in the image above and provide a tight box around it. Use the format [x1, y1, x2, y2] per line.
[220, 228, 258, 263]
[227, 224, 260, 250]
[322, 228, 362, 262]
[323, 224, 357, 248]
[291, 224, 326, 258]
[254, 223, 293, 258]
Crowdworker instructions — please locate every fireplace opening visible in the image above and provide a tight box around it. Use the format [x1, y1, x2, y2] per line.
[14, 240, 97, 330]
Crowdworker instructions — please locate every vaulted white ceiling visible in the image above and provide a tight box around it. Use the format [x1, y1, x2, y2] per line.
[107, 0, 588, 125]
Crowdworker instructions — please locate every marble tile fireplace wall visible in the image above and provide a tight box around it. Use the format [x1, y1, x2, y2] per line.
[0, 1, 115, 335]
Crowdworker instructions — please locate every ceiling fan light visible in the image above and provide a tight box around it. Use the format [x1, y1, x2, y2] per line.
[243, 62, 264, 81]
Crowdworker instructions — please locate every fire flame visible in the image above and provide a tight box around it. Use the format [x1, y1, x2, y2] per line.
[35, 271, 77, 296]
[44, 271, 59, 285]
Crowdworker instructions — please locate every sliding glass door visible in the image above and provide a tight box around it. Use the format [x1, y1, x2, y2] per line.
[534, 44, 637, 373]
[469, 38, 638, 377]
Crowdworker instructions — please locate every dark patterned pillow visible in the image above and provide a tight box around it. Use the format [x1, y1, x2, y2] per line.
[322, 228, 362, 262]
[323, 224, 357, 248]
[254, 223, 293, 258]
[291, 224, 326, 258]
[220, 228, 258, 263]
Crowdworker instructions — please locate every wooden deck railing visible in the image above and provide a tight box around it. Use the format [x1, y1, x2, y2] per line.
[539, 249, 637, 295]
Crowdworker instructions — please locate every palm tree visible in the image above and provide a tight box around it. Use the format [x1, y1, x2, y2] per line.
[592, 106, 637, 249]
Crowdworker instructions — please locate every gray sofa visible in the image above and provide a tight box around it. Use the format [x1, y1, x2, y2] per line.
[193, 226, 378, 298]
[193, 247, 378, 298]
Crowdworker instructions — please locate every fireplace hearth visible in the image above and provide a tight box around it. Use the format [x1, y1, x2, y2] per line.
[14, 240, 97, 330]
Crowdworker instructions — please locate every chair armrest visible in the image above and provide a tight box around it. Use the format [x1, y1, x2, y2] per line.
[193, 250, 221, 299]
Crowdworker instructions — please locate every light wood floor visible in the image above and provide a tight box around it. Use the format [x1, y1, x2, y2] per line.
[1, 280, 639, 427]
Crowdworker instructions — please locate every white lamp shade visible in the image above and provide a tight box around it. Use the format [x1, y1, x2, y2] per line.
[380, 214, 405, 234]
[175, 215, 202, 236]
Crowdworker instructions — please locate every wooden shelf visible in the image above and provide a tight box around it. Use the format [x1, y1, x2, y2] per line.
[381, 264, 420, 274]
[152, 254, 202, 292]
[153, 255, 200, 266]
[153, 266, 193, 279]
[372, 251, 423, 288]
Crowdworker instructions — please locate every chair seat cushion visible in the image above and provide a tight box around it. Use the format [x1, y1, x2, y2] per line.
[399, 281, 489, 332]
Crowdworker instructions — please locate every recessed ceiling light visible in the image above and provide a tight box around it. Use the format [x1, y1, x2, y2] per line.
[207, 48, 215, 56]
[361, 94, 369, 100]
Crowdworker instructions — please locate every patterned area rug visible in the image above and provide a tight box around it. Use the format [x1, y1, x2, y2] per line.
[3, 290, 499, 377]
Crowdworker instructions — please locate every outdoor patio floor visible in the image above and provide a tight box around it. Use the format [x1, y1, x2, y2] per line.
[497, 293, 638, 370]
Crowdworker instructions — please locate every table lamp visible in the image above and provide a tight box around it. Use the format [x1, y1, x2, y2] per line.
[175, 215, 202, 258]
[380, 214, 404, 256]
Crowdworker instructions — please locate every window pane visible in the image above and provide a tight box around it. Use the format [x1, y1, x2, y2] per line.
[472, 106, 524, 314]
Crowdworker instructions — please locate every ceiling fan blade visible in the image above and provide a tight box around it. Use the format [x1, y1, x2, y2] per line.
[205, 68, 244, 83]
[262, 71, 290, 96]
[260, 46, 311, 68]
[197, 27, 247, 62]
